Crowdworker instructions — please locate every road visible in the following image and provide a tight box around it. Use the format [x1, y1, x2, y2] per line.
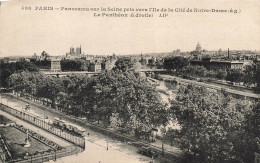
[50, 140, 150, 163]
[0, 94, 154, 163]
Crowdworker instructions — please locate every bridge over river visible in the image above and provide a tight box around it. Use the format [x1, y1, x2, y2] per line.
[42, 69, 166, 77]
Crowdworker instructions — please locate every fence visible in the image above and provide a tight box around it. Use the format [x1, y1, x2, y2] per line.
[0, 104, 85, 150]
[11, 145, 82, 163]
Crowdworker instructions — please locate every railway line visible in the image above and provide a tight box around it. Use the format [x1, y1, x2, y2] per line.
[161, 74, 260, 99]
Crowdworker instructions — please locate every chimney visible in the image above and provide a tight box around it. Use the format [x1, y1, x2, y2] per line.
[228, 48, 230, 59]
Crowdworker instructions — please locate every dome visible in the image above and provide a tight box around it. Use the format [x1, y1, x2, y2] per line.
[196, 42, 202, 51]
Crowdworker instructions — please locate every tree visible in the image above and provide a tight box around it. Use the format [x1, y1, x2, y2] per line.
[8, 72, 28, 96]
[181, 65, 195, 76]
[193, 66, 207, 77]
[78, 71, 168, 136]
[8, 71, 44, 101]
[205, 70, 215, 79]
[58, 74, 90, 116]
[56, 92, 69, 112]
[41, 51, 49, 59]
[133, 62, 142, 70]
[60, 59, 85, 71]
[30, 59, 51, 69]
[155, 59, 164, 69]
[242, 62, 260, 90]
[163, 56, 189, 73]
[37, 76, 64, 108]
[113, 58, 133, 72]
[110, 113, 125, 132]
[165, 127, 177, 146]
[181, 65, 207, 78]
[246, 101, 260, 137]
[7, 70, 169, 140]
[0, 60, 39, 87]
[238, 101, 260, 163]
[148, 58, 155, 68]
[226, 69, 243, 83]
[256, 63, 260, 89]
[243, 65, 256, 87]
[139, 58, 147, 65]
[215, 69, 227, 80]
[170, 84, 252, 162]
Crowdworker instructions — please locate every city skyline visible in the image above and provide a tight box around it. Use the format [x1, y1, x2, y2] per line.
[0, 0, 259, 57]
[1, 42, 258, 58]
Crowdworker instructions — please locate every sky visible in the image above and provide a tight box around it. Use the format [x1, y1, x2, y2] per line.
[0, 0, 259, 57]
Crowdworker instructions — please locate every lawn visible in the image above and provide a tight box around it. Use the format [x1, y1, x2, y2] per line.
[0, 115, 13, 124]
[0, 126, 53, 160]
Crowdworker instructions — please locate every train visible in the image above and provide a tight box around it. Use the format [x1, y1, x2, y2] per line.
[53, 118, 85, 137]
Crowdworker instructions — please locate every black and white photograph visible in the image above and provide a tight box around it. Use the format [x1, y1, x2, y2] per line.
[0, 0, 259, 162]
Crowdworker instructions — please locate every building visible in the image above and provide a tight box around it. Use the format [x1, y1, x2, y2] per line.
[76, 46, 81, 54]
[191, 42, 203, 59]
[51, 58, 61, 72]
[195, 42, 202, 52]
[190, 58, 244, 70]
[66, 45, 83, 59]
[102, 59, 116, 71]
[89, 62, 102, 72]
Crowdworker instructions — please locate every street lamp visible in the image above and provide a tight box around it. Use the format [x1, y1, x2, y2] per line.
[161, 143, 164, 156]
[0, 95, 2, 110]
[54, 149, 56, 161]
[107, 140, 108, 151]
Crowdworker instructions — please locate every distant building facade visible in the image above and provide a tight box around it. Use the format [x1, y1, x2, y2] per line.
[51, 58, 61, 72]
[102, 59, 116, 71]
[89, 62, 102, 72]
[190, 58, 244, 70]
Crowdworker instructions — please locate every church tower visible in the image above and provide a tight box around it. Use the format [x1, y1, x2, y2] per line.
[76, 45, 82, 55]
